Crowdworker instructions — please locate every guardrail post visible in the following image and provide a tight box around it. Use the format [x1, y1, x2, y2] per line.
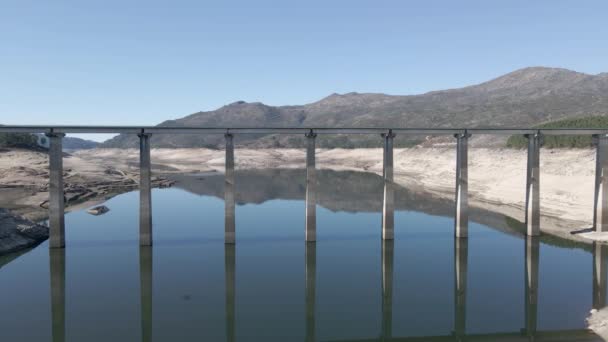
[49, 248, 65, 342]
[382, 130, 395, 240]
[138, 133, 153, 246]
[454, 132, 470, 238]
[593, 242, 607, 309]
[381, 240, 394, 339]
[305, 242, 316, 342]
[225, 133, 236, 244]
[524, 236, 539, 337]
[454, 237, 468, 337]
[305, 131, 317, 242]
[139, 246, 153, 342]
[525, 132, 541, 236]
[594, 134, 608, 232]
[46, 132, 66, 248]
[225, 244, 236, 342]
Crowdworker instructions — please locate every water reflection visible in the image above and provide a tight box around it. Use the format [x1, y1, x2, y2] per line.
[305, 243, 316, 342]
[140, 246, 153, 342]
[453, 238, 467, 339]
[49, 248, 65, 342]
[381, 240, 394, 339]
[225, 244, 236, 342]
[524, 236, 539, 338]
[593, 242, 607, 310]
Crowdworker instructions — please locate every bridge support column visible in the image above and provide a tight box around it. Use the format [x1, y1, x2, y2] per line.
[454, 237, 468, 337]
[139, 133, 153, 246]
[49, 248, 65, 342]
[382, 131, 395, 240]
[225, 244, 236, 342]
[305, 131, 317, 242]
[524, 236, 539, 337]
[305, 242, 316, 342]
[593, 242, 607, 309]
[454, 133, 469, 238]
[525, 133, 541, 236]
[381, 240, 394, 339]
[47, 133, 65, 248]
[225, 134, 236, 244]
[594, 135, 608, 232]
[139, 246, 153, 342]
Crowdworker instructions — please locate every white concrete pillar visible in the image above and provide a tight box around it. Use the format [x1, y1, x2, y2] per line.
[454, 132, 469, 238]
[305, 242, 316, 342]
[139, 246, 153, 342]
[225, 133, 236, 244]
[454, 237, 468, 337]
[46, 133, 65, 248]
[305, 131, 317, 242]
[382, 131, 395, 240]
[225, 244, 236, 342]
[49, 248, 65, 342]
[138, 133, 153, 246]
[594, 135, 608, 232]
[594, 242, 607, 309]
[525, 133, 541, 236]
[381, 240, 394, 339]
[524, 236, 539, 337]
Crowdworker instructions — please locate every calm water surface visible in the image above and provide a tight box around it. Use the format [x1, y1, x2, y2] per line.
[0, 169, 603, 341]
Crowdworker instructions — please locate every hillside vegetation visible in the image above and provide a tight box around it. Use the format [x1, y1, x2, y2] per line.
[506, 116, 608, 148]
[0, 132, 38, 149]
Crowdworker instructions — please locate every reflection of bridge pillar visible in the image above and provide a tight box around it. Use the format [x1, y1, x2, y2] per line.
[305, 242, 316, 342]
[381, 240, 394, 340]
[49, 248, 65, 342]
[593, 242, 607, 309]
[225, 244, 236, 342]
[139, 246, 153, 342]
[382, 131, 395, 240]
[524, 236, 539, 338]
[594, 135, 608, 232]
[454, 133, 469, 238]
[454, 237, 468, 338]
[525, 133, 541, 236]
[305, 131, 317, 242]
[47, 133, 66, 248]
[139, 133, 153, 246]
[225, 133, 236, 244]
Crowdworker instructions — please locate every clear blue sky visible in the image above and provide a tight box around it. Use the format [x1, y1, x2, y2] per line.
[2, 0, 607, 140]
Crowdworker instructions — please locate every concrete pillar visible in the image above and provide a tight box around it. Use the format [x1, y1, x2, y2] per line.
[454, 237, 468, 337]
[525, 133, 541, 236]
[382, 131, 395, 240]
[381, 240, 394, 339]
[225, 134, 236, 244]
[305, 131, 317, 242]
[138, 133, 153, 246]
[139, 246, 153, 342]
[524, 236, 539, 337]
[49, 248, 65, 342]
[594, 135, 608, 232]
[305, 242, 316, 342]
[225, 244, 236, 342]
[46, 133, 65, 248]
[593, 242, 607, 309]
[454, 133, 469, 238]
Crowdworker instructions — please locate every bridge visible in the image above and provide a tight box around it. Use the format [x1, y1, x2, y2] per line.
[2, 126, 608, 247]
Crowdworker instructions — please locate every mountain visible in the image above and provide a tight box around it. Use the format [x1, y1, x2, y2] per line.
[102, 67, 608, 148]
[62, 137, 99, 150]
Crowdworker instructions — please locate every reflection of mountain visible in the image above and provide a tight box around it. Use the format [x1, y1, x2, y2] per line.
[169, 169, 521, 238]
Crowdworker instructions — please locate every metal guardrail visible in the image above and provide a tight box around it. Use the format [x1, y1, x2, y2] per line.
[1, 125, 608, 135]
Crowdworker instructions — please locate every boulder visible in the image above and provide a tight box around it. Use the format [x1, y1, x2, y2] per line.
[0, 209, 48, 255]
[87, 205, 110, 216]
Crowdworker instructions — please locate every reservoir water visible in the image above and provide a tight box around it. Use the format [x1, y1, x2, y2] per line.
[0, 169, 602, 341]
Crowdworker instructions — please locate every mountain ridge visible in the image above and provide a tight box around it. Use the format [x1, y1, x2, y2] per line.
[102, 66, 608, 148]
